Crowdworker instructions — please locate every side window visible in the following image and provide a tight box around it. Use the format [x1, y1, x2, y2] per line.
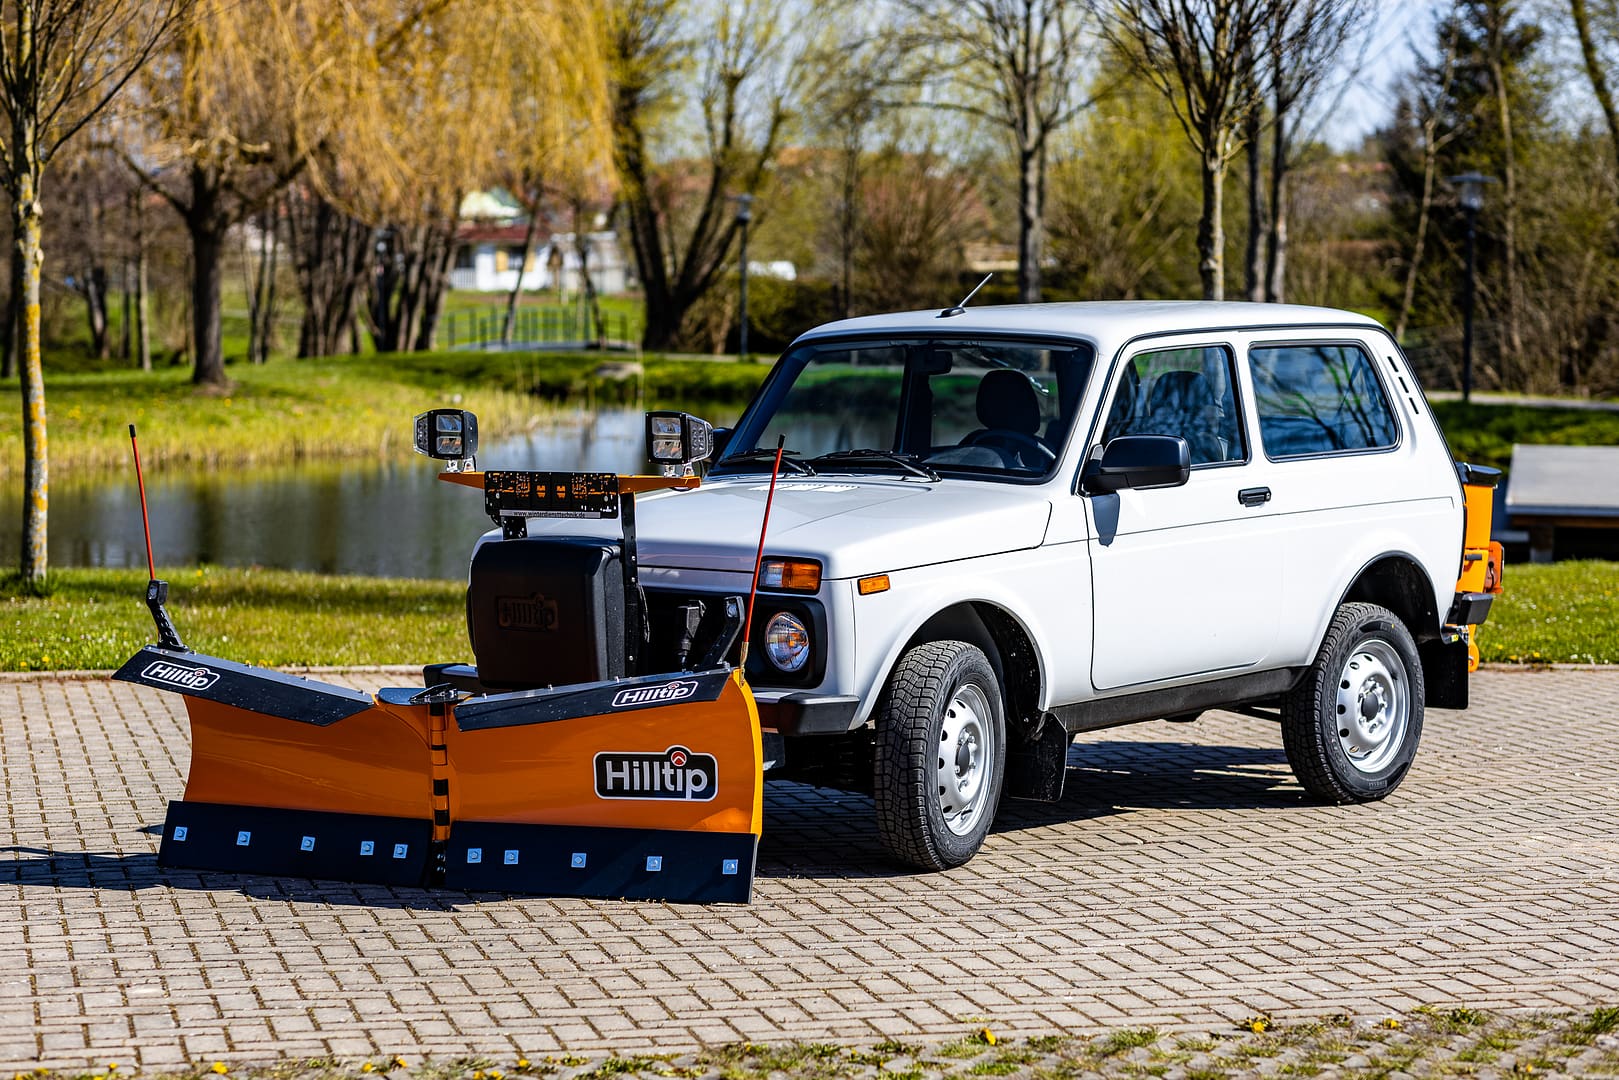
[1250, 343, 1398, 458]
[1101, 345, 1245, 466]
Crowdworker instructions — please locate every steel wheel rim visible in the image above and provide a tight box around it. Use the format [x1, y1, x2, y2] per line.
[1335, 638, 1409, 774]
[937, 682, 995, 836]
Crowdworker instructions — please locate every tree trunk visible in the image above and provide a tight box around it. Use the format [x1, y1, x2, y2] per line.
[1571, 0, 1619, 178]
[1243, 103, 1266, 302]
[1264, 108, 1287, 304]
[1197, 147, 1226, 301]
[1487, 6, 1525, 379]
[2, 266, 17, 380]
[84, 266, 109, 359]
[187, 166, 229, 387]
[135, 195, 151, 372]
[248, 207, 275, 363]
[13, 165, 47, 584]
[290, 192, 370, 359]
[575, 218, 604, 349]
[838, 128, 859, 320]
[260, 208, 279, 363]
[502, 195, 542, 346]
[1016, 140, 1044, 303]
[1395, 113, 1442, 342]
[413, 221, 456, 351]
[121, 256, 132, 362]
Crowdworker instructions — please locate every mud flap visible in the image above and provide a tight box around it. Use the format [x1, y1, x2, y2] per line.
[115, 650, 763, 903]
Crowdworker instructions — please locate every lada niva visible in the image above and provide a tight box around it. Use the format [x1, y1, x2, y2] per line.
[503, 301, 1502, 871]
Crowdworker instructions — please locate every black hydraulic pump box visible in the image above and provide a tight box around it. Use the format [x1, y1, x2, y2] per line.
[466, 537, 626, 689]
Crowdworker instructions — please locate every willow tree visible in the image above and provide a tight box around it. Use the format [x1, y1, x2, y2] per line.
[125, 0, 318, 386]
[496, 3, 614, 347]
[1, 0, 179, 586]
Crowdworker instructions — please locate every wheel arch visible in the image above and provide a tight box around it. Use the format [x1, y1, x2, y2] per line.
[1335, 552, 1442, 644]
[900, 601, 1045, 732]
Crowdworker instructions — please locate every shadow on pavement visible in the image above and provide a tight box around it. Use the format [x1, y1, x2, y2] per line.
[2, 737, 1304, 902]
[759, 738, 1304, 878]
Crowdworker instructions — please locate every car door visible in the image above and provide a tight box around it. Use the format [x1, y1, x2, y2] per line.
[1084, 338, 1285, 691]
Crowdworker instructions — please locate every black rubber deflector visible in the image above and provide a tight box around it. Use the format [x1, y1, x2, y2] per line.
[444, 821, 757, 903]
[158, 801, 434, 887]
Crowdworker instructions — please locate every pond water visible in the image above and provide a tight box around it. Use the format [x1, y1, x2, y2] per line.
[0, 408, 698, 580]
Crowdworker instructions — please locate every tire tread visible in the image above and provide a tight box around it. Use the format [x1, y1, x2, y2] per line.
[873, 640, 1001, 870]
[1281, 601, 1424, 804]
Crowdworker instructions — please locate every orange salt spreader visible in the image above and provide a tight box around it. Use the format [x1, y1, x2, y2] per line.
[112, 412, 774, 904]
[1452, 462, 1506, 673]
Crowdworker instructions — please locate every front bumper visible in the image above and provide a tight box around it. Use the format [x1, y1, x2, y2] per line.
[754, 691, 862, 735]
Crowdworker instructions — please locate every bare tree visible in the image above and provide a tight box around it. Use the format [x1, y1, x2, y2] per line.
[0, 0, 180, 586]
[1258, 0, 1372, 302]
[1394, 19, 1461, 341]
[1481, 0, 1525, 372]
[1098, 0, 1283, 299]
[896, 0, 1095, 303]
[1571, 0, 1619, 177]
[612, 0, 805, 351]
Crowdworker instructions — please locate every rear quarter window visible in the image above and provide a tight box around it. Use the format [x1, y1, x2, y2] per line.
[1250, 342, 1399, 458]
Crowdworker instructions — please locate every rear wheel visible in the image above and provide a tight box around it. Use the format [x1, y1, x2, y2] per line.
[873, 640, 1006, 870]
[1282, 602, 1425, 803]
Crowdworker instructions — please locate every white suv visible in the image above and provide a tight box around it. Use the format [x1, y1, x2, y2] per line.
[527, 301, 1495, 869]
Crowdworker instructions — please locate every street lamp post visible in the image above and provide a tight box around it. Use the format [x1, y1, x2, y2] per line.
[1448, 172, 1496, 404]
[732, 193, 754, 362]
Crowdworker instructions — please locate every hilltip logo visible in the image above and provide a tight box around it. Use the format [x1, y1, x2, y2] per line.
[594, 745, 718, 801]
[496, 592, 559, 632]
[610, 679, 699, 709]
[141, 659, 221, 692]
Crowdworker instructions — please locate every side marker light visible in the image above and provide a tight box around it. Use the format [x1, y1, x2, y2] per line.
[858, 574, 891, 595]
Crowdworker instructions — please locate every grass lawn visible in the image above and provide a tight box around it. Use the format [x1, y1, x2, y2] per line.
[8, 1006, 1618, 1078]
[1, 566, 464, 671]
[3, 561, 1613, 673]
[1475, 559, 1619, 664]
[0, 350, 768, 477]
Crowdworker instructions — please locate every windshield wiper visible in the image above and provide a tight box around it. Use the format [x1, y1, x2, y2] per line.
[807, 449, 940, 481]
[717, 448, 816, 475]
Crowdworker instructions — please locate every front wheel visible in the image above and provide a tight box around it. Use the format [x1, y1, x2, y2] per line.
[1282, 602, 1425, 803]
[873, 640, 1006, 870]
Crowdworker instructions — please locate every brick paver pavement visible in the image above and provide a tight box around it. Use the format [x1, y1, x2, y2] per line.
[2, 667, 1617, 1069]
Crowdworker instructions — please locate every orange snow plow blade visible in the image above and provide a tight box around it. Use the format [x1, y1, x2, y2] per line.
[114, 648, 764, 903]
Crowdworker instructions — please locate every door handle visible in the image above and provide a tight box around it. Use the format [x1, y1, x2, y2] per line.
[1238, 486, 1271, 507]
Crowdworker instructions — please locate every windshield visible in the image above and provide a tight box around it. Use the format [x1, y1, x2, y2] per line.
[713, 337, 1096, 481]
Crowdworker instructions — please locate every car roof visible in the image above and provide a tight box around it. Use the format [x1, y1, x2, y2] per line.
[793, 300, 1386, 354]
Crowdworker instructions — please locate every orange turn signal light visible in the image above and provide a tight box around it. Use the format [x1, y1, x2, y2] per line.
[857, 574, 891, 595]
[760, 557, 821, 593]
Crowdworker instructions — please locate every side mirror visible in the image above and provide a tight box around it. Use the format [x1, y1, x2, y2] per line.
[1081, 434, 1190, 494]
[414, 409, 479, 467]
[646, 411, 715, 470]
[709, 427, 733, 462]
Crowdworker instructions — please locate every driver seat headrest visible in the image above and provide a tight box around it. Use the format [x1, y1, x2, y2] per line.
[976, 370, 1042, 434]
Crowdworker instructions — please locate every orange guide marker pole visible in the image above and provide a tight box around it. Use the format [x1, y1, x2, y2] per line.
[129, 424, 157, 580]
[741, 435, 786, 667]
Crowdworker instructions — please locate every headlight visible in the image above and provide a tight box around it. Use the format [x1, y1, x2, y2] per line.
[764, 612, 810, 672]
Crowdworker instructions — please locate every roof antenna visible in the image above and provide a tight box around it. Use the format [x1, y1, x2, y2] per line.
[939, 273, 992, 319]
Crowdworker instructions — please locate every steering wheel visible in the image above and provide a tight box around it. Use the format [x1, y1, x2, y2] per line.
[962, 429, 1056, 468]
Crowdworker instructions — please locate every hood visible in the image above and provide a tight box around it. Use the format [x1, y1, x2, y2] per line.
[524, 475, 1052, 579]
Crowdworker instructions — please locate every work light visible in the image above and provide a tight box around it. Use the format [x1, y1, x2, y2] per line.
[646, 411, 715, 470]
[414, 409, 480, 469]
